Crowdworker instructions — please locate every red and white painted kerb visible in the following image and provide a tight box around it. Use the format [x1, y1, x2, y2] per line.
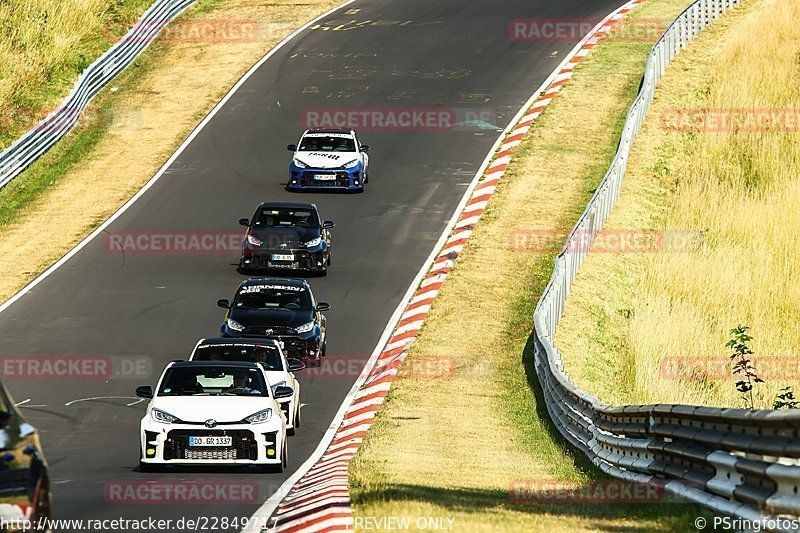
[266, 1, 643, 531]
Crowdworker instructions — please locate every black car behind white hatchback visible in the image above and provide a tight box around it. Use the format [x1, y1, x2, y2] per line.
[218, 278, 330, 362]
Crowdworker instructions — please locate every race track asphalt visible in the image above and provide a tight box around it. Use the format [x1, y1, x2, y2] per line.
[0, 0, 625, 529]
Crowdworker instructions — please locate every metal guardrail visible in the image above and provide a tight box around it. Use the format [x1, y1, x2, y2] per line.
[533, 0, 800, 526]
[0, 0, 197, 190]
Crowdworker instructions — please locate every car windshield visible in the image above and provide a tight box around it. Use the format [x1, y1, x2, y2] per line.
[158, 366, 269, 397]
[253, 208, 318, 228]
[193, 344, 283, 371]
[299, 134, 356, 152]
[233, 284, 312, 311]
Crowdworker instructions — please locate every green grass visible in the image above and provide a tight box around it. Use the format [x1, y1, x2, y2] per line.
[349, 1, 710, 530]
[0, 0, 225, 227]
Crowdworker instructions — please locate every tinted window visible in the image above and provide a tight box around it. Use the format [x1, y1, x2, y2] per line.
[194, 344, 283, 371]
[158, 366, 269, 397]
[233, 284, 312, 311]
[253, 208, 318, 228]
[299, 134, 355, 152]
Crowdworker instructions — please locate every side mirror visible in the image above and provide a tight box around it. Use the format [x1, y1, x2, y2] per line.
[274, 386, 294, 399]
[217, 299, 230, 309]
[287, 144, 297, 152]
[323, 221, 335, 229]
[135, 386, 153, 399]
[360, 145, 370, 152]
[239, 218, 250, 227]
[316, 302, 331, 312]
[287, 359, 306, 372]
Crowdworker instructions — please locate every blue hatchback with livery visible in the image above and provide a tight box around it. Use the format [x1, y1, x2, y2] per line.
[286, 128, 370, 191]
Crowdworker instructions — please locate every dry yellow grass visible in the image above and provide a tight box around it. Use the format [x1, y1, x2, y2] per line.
[556, 0, 800, 409]
[350, 1, 702, 530]
[0, 0, 152, 144]
[0, 0, 341, 301]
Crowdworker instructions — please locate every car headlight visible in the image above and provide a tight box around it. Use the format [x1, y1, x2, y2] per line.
[294, 321, 315, 334]
[227, 318, 245, 332]
[271, 380, 287, 389]
[304, 236, 322, 248]
[244, 409, 273, 424]
[152, 408, 178, 424]
[247, 234, 262, 247]
[293, 158, 308, 168]
[342, 159, 359, 169]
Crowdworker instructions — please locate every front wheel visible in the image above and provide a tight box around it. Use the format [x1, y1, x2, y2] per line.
[294, 398, 301, 429]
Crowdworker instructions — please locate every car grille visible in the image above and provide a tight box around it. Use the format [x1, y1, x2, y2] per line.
[300, 171, 350, 187]
[164, 430, 257, 461]
[241, 326, 298, 337]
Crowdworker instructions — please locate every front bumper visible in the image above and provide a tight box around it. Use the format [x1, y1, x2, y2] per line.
[140, 421, 284, 466]
[220, 327, 323, 360]
[287, 165, 364, 190]
[240, 247, 327, 271]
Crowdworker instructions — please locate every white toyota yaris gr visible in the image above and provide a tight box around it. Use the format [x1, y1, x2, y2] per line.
[136, 360, 291, 472]
[188, 338, 305, 435]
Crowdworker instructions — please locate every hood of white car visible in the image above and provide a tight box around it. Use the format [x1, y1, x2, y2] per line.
[151, 396, 273, 424]
[294, 151, 359, 169]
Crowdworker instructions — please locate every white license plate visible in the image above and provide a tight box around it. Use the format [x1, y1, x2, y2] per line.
[189, 436, 232, 447]
[314, 174, 336, 181]
[271, 253, 294, 261]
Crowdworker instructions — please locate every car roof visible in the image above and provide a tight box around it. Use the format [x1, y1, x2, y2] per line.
[256, 201, 318, 210]
[196, 338, 280, 348]
[169, 360, 260, 369]
[305, 127, 353, 135]
[240, 277, 308, 287]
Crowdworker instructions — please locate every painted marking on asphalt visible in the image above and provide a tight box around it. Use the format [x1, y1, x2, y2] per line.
[64, 396, 140, 407]
[15, 398, 30, 406]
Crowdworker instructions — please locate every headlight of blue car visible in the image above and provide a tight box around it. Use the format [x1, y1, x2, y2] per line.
[294, 321, 315, 334]
[342, 159, 360, 169]
[293, 158, 309, 168]
[304, 236, 322, 248]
